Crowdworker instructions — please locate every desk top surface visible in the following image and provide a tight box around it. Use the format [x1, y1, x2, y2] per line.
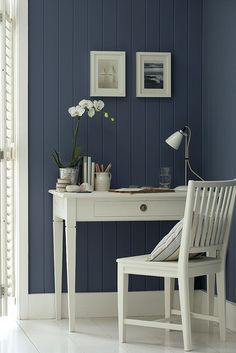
[49, 189, 187, 200]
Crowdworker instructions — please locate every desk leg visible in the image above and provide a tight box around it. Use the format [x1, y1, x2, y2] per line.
[53, 216, 63, 320]
[65, 222, 76, 332]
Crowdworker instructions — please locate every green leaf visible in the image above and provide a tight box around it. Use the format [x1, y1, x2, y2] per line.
[73, 146, 81, 160]
[69, 146, 81, 167]
[52, 150, 64, 168]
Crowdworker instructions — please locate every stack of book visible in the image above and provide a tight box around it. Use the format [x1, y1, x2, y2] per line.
[82, 156, 95, 190]
[56, 178, 70, 192]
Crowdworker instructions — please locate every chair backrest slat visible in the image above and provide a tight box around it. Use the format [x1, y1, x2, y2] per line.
[210, 187, 225, 245]
[219, 186, 234, 244]
[205, 186, 219, 246]
[200, 187, 213, 246]
[194, 187, 208, 247]
[190, 187, 201, 247]
[215, 186, 229, 244]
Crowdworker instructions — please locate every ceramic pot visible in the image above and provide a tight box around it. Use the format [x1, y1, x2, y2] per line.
[95, 172, 111, 191]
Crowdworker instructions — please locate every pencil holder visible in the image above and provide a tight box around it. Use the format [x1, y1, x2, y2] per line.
[95, 172, 111, 191]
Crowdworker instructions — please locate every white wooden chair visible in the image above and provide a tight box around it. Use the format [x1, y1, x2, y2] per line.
[117, 180, 236, 351]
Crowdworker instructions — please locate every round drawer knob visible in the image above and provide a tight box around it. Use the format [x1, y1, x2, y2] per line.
[140, 204, 147, 212]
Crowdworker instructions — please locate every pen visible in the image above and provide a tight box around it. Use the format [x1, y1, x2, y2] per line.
[105, 163, 112, 172]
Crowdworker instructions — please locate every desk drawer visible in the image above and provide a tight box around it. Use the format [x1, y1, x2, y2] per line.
[94, 200, 183, 219]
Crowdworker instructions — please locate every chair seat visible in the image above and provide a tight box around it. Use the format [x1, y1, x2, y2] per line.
[117, 254, 222, 278]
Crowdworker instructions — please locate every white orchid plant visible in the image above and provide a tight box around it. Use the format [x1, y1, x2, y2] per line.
[52, 99, 115, 168]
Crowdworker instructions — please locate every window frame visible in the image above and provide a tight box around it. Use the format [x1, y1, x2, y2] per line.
[15, 0, 28, 319]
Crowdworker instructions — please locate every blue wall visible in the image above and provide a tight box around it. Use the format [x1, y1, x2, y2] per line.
[28, 0, 203, 293]
[202, 0, 236, 302]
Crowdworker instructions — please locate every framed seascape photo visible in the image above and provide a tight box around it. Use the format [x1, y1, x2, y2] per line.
[136, 52, 171, 97]
[90, 51, 126, 97]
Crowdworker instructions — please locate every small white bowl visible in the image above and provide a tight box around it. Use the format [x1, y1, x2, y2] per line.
[66, 185, 80, 193]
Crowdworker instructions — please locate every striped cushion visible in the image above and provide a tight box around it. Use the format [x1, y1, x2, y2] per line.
[149, 219, 183, 261]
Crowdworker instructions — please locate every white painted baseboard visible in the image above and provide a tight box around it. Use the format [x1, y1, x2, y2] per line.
[27, 291, 169, 319]
[227, 300, 236, 332]
[26, 290, 236, 332]
[198, 290, 236, 333]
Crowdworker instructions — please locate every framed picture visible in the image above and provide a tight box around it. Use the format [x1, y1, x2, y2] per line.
[136, 52, 171, 97]
[90, 51, 126, 97]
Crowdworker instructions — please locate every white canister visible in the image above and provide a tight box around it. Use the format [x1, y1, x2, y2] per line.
[95, 172, 111, 191]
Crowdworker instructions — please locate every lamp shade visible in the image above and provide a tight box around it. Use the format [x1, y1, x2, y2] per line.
[165, 130, 184, 150]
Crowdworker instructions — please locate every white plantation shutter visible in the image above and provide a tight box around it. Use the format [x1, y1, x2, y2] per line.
[0, 0, 15, 315]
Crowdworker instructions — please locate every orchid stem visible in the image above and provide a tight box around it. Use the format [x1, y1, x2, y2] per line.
[71, 118, 80, 158]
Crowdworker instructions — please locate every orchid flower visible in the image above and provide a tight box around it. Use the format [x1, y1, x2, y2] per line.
[52, 98, 115, 168]
[93, 100, 104, 111]
[79, 99, 93, 110]
[88, 108, 95, 117]
[68, 105, 85, 117]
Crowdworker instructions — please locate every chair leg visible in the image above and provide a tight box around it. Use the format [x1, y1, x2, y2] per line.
[189, 278, 194, 312]
[216, 271, 226, 341]
[207, 273, 215, 327]
[207, 249, 216, 326]
[165, 277, 175, 320]
[118, 264, 128, 343]
[178, 276, 192, 351]
[164, 278, 194, 318]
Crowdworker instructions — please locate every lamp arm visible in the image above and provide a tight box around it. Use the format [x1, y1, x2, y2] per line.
[184, 125, 204, 182]
[184, 126, 191, 185]
[187, 160, 204, 181]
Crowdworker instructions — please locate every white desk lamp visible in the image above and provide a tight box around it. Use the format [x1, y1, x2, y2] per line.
[165, 126, 203, 190]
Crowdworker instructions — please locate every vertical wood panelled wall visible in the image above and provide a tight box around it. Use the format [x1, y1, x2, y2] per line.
[28, 0, 203, 293]
[202, 0, 236, 303]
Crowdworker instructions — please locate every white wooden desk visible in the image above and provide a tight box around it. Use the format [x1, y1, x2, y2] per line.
[49, 190, 187, 332]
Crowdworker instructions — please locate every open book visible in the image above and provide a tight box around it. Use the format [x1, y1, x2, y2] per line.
[110, 187, 174, 194]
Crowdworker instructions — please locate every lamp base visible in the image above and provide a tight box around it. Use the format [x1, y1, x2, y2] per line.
[174, 185, 188, 192]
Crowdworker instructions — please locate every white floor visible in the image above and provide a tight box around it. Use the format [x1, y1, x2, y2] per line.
[1, 316, 236, 353]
